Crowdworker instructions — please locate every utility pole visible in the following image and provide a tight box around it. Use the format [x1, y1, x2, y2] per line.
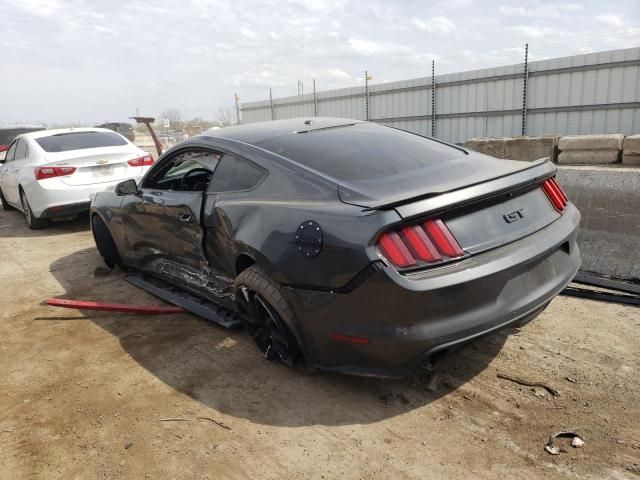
[313, 79, 318, 117]
[234, 92, 240, 125]
[269, 88, 274, 121]
[364, 70, 371, 121]
[431, 60, 436, 137]
[521, 43, 529, 136]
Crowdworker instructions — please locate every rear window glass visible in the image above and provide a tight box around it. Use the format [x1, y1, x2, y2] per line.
[36, 131, 127, 152]
[257, 123, 462, 181]
[209, 154, 266, 192]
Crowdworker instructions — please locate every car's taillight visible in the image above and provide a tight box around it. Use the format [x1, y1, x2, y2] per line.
[127, 155, 154, 167]
[377, 218, 465, 269]
[34, 166, 76, 180]
[0, 144, 8, 153]
[542, 177, 568, 212]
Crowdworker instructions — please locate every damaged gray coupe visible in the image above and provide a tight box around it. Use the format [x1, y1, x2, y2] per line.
[90, 118, 580, 378]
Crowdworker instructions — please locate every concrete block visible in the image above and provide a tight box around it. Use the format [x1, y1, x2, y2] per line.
[504, 136, 559, 162]
[558, 134, 624, 151]
[557, 165, 640, 281]
[464, 137, 507, 158]
[623, 153, 640, 165]
[623, 134, 640, 155]
[558, 150, 620, 164]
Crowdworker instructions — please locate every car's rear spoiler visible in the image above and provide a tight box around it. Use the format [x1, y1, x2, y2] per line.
[369, 158, 556, 220]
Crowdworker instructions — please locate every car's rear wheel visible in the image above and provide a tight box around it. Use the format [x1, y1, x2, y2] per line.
[92, 215, 122, 269]
[234, 266, 314, 372]
[20, 189, 48, 229]
[0, 187, 14, 211]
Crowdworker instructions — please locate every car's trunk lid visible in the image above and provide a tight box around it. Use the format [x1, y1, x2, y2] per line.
[340, 156, 560, 257]
[44, 147, 149, 186]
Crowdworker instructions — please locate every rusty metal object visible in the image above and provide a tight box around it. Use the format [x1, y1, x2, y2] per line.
[130, 116, 163, 157]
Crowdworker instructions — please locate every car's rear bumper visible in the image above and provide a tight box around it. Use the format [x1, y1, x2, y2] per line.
[25, 175, 145, 218]
[281, 204, 581, 378]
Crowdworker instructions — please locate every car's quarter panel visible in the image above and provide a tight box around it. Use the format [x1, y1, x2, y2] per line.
[280, 204, 581, 377]
[197, 144, 401, 290]
[206, 196, 399, 288]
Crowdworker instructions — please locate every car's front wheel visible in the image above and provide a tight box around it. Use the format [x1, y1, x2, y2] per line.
[234, 266, 314, 372]
[92, 215, 122, 269]
[20, 189, 48, 229]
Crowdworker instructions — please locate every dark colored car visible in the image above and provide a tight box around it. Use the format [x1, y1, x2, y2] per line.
[0, 126, 45, 160]
[90, 118, 580, 378]
[95, 123, 135, 142]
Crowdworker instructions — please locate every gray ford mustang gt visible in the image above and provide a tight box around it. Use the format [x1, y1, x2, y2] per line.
[90, 117, 580, 378]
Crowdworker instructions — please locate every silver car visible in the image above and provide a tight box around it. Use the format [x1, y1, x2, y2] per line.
[0, 127, 153, 229]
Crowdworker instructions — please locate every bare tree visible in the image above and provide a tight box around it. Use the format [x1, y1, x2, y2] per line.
[216, 107, 234, 127]
[160, 108, 183, 130]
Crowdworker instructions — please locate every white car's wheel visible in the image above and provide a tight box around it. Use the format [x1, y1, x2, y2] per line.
[20, 189, 48, 230]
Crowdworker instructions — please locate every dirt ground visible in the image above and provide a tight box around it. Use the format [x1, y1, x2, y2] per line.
[1, 208, 639, 480]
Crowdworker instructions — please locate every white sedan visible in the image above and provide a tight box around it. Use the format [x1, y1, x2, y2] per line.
[0, 127, 154, 229]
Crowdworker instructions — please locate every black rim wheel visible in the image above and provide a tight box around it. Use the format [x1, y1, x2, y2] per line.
[236, 286, 297, 367]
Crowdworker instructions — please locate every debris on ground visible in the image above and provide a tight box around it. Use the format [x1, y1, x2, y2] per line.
[197, 417, 232, 431]
[158, 417, 232, 430]
[497, 372, 560, 397]
[92, 266, 111, 277]
[572, 437, 584, 448]
[545, 431, 585, 455]
[426, 374, 441, 392]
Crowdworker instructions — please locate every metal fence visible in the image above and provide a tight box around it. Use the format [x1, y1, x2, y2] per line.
[240, 47, 640, 144]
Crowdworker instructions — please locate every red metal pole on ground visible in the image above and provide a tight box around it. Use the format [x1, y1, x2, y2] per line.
[46, 298, 185, 315]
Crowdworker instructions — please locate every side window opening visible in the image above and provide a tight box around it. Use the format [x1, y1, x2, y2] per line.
[208, 154, 266, 193]
[15, 140, 28, 160]
[145, 149, 221, 192]
[4, 141, 18, 162]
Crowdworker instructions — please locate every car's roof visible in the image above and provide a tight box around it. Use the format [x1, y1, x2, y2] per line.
[200, 117, 363, 145]
[22, 127, 117, 139]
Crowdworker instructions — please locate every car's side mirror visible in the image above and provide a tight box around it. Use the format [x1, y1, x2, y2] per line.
[116, 179, 139, 196]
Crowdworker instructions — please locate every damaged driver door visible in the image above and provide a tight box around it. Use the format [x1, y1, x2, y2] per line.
[131, 148, 220, 287]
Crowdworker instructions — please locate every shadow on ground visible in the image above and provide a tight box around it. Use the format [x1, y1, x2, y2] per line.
[0, 209, 90, 238]
[46, 247, 511, 427]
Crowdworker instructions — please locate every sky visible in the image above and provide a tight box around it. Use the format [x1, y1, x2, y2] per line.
[1, 0, 638, 125]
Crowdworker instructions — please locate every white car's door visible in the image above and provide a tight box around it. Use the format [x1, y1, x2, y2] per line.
[5, 138, 30, 205]
[0, 140, 19, 206]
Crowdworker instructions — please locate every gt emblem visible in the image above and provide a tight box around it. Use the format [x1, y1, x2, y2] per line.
[96, 159, 108, 165]
[503, 209, 524, 223]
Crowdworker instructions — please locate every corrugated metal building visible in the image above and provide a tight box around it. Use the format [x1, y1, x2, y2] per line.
[240, 47, 640, 144]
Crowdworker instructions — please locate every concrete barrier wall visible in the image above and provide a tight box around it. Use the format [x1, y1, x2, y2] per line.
[463, 136, 559, 161]
[623, 134, 640, 165]
[558, 134, 624, 165]
[556, 165, 640, 281]
[465, 133, 640, 166]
